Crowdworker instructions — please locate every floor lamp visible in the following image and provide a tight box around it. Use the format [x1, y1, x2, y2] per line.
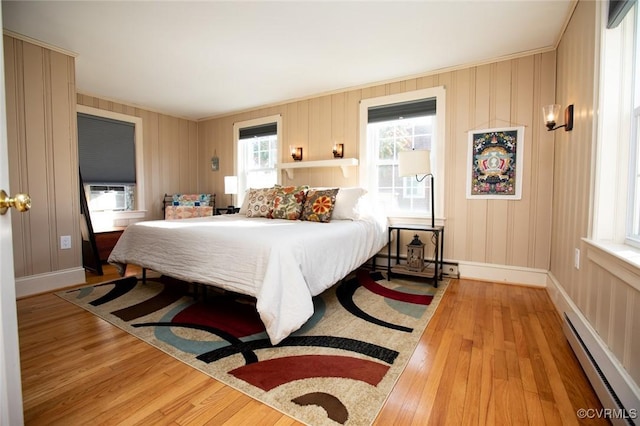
[398, 149, 435, 228]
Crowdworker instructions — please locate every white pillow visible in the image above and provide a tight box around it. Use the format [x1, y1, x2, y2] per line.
[332, 187, 367, 220]
[238, 189, 250, 215]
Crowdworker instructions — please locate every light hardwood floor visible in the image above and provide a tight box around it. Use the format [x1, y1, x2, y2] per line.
[17, 266, 606, 425]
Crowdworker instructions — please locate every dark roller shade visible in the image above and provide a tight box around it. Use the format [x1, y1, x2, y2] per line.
[608, 0, 636, 28]
[368, 98, 437, 123]
[78, 113, 136, 184]
[239, 122, 277, 139]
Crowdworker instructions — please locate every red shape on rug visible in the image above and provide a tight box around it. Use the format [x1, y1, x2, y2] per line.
[172, 299, 265, 338]
[357, 270, 433, 305]
[229, 355, 390, 391]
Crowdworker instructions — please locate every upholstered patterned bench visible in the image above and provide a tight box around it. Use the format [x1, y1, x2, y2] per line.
[163, 193, 215, 219]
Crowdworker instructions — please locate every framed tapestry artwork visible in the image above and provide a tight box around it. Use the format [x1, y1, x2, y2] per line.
[466, 126, 524, 200]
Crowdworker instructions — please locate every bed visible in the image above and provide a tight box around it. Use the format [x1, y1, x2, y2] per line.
[108, 200, 387, 345]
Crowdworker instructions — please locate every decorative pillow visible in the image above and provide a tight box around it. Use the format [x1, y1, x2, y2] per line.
[271, 185, 309, 220]
[238, 189, 250, 215]
[332, 187, 367, 220]
[246, 187, 277, 218]
[301, 188, 339, 222]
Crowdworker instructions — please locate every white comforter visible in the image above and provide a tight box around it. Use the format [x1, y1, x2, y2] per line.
[108, 214, 387, 344]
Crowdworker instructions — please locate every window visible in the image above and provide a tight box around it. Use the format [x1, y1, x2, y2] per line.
[77, 105, 145, 215]
[234, 115, 281, 204]
[628, 3, 640, 247]
[359, 87, 445, 219]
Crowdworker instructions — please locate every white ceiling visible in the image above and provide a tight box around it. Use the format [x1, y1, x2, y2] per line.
[2, 1, 573, 121]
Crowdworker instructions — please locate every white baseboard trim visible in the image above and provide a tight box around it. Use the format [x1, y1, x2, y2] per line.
[547, 272, 640, 419]
[458, 261, 548, 287]
[15, 267, 86, 298]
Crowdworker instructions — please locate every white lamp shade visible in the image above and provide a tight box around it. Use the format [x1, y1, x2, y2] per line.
[224, 176, 238, 195]
[398, 150, 431, 177]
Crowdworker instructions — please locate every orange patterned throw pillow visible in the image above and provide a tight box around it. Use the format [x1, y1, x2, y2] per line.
[271, 185, 309, 220]
[301, 188, 339, 222]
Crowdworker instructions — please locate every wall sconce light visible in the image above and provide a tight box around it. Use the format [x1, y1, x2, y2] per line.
[543, 104, 574, 132]
[332, 143, 344, 158]
[290, 146, 303, 161]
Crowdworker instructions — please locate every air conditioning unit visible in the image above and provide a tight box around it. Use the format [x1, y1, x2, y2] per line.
[87, 185, 127, 211]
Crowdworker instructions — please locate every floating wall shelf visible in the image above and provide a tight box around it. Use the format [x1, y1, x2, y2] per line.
[277, 158, 359, 179]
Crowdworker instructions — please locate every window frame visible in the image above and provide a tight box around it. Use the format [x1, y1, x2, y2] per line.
[233, 114, 282, 206]
[586, 0, 640, 278]
[76, 105, 145, 217]
[359, 87, 446, 220]
[627, 3, 640, 247]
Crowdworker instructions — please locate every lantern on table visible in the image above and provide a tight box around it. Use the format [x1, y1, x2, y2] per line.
[406, 234, 425, 272]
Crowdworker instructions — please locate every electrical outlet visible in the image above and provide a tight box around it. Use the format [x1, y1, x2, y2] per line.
[574, 248, 580, 270]
[60, 235, 71, 250]
[443, 263, 460, 278]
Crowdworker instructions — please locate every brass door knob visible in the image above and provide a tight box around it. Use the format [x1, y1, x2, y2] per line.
[0, 189, 31, 215]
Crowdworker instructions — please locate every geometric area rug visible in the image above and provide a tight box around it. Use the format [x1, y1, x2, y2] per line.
[56, 270, 448, 426]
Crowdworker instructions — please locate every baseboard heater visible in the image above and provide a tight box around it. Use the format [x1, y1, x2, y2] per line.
[563, 312, 639, 425]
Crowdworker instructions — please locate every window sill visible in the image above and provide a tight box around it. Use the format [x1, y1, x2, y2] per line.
[583, 238, 640, 292]
[91, 210, 146, 232]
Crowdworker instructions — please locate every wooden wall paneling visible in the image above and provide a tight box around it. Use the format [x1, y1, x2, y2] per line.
[318, 95, 333, 184]
[308, 97, 321, 164]
[293, 99, 310, 186]
[360, 84, 386, 102]
[42, 48, 59, 270]
[196, 119, 208, 195]
[593, 264, 610, 343]
[4, 36, 29, 276]
[345, 89, 361, 161]
[447, 68, 469, 262]
[553, 0, 596, 311]
[388, 81, 404, 96]
[403, 78, 417, 93]
[23, 42, 52, 275]
[416, 74, 438, 90]
[215, 118, 228, 196]
[463, 67, 478, 262]
[510, 56, 534, 268]
[178, 118, 190, 191]
[189, 121, 199, 192]
[489, 60, 512, 266]
[533, 52, 556, 270]
[50, 50, 80, 270]
[629, 291, 640, 379]
[197, 120, 214, 196]
[223, 115, 236, 188]
[141, 110, 161, 217]
[210, 117, 223, 196]
[161, 115, 177, 195]
[610, 276, 628, 358]
[470, 64, 491, 263]
[4, 35, 79, 277]
[331, 93, 345, 187]
[284, 102, 299, 185]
